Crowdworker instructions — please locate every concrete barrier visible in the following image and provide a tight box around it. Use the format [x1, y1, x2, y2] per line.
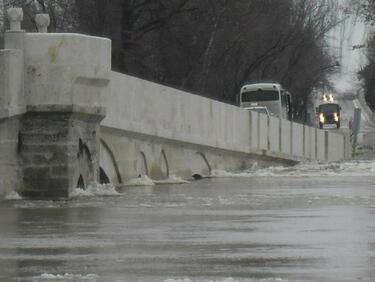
[0, 49, 25, 119]
[0, 48, 25, 195]
[258, 113, 268, 151]
[250, 111, 258, 149]
[281, 120, 291, 155]
[269, 116, 280, 153]
[0, 11, 351, 197]
[101, 70, 350, 182]
[104, 71, 253, 154]
[293, 123, 304, 158]
[317, 130, 326, 161]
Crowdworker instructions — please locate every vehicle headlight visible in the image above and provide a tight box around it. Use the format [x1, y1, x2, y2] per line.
[334, 112, 339, 122]
[319, 113, 325, 123]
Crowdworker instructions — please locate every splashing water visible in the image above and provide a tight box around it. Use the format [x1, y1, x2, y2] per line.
[70, 182, 120, 198]
[33, 273, 99, 281]
[124, 174, 190, 186]
[211, 160, 375, 178]
[164, 278, 283, 282]
[154, 174, 190, 184]
[124, 175, 155, 186]
[4, 190, 22, 200]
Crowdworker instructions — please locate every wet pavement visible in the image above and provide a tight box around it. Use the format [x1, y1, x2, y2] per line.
[1, 162, 375, 281]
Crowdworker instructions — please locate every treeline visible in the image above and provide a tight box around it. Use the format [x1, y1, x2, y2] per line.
[3, 0, 340, 120]
[355, 0, 375, 111]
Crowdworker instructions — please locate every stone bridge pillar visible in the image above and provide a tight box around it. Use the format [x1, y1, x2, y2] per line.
[2, 9, 111, 198]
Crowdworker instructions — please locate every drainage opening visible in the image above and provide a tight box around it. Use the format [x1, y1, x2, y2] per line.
[192, 174, 203, 180]
[77, 174, 85, 189]
[99, 167, 110, 184]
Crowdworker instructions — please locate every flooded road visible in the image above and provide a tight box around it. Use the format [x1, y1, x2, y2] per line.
[1, 162, 375, 281]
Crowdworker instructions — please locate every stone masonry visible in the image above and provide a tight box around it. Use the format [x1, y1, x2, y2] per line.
[20, 106, 105, 198]
[0, 8, 111, 198]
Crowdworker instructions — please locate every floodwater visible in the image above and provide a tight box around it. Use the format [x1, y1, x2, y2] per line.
[1, 161, 375, 281]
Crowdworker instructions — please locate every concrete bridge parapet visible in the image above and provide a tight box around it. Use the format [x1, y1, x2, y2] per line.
[0, 8, 351, 199]
[0, 9, 111, 198]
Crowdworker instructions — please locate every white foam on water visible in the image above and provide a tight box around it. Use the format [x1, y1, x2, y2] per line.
[210, 160, 375, 178]
[124, 174, 190, 186]
[164, 279, 194, 282]
[4, 190, 22, 200]
[164, 279, 240, 282]
[154, 174, 190, 184]
[124, 175, 155, 186]
[70, 182, 120, 198]
[210, 169, 251, 178]
[164, 278, 284, 282]
[34, 272, 99, 281]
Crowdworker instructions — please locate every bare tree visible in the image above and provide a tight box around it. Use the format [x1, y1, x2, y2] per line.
[0, 0, 341, 118]
[3, 0, 77, 32]
[352, 0, 375, 110]
[0, 0, 4, 47]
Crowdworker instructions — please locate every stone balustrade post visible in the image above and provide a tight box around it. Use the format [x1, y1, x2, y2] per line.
[1, 7, 111, 199]
[5, 8, 25, 50]
[7, 8, 23, 32]
[35, 14, 50, 33]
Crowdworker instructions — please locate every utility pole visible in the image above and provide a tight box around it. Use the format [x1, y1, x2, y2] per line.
[352, 107, 361, 157]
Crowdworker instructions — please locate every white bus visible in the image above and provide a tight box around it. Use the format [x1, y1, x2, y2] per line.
[239, 82, 293, 120]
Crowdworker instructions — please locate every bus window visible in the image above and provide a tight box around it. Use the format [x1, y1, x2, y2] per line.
[241, 90, 279, 102]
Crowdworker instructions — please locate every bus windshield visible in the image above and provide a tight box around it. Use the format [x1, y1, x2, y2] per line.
[319, 104, 339, 113]
[241, 90, 279, 102]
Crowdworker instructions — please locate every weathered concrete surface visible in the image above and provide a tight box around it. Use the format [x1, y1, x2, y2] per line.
[103, 72, 251, 154]
[0, 49, 25, 119]
[0, 47, 24, 196]
[100, 71, 350, 184]
[22, 33, 111, 108]
[0, 12, 351, 198]
[100, 126, 295, 183]
[0, 117, 22, 195]
[20, 106, 105, 198]
[0, 26, 110, 198]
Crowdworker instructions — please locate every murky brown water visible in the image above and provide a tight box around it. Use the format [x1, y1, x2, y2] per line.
[1, 163, 375, 281]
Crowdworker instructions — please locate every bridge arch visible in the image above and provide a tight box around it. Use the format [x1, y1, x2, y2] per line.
[139, 151, 149, 176]
[73, 138, 94, 189]
[190, 152, 211, 179]
[160, 149, 169, 179]
[99, 139, 122, 184]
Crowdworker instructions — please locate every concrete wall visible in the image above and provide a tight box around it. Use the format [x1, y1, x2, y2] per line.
[103, 72, 252, 154]
[0, 49, 24, 195]
[0, 19, 351, 197]
[0, 117, 22, 195]
[22, 33, 111, 109]
[317, 130, 326, 161]
[0, 49, 25, 119]
[269, 116, 280, 153]
[281, 119, 291, 155]
[0, 28, 110, 198]
[100, 71, 350, 183]
[292, 123, 304, 158]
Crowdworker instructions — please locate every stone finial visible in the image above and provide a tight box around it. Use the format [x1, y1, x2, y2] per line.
[7, 8, 23, 31]
[35, 14, 50, 33]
